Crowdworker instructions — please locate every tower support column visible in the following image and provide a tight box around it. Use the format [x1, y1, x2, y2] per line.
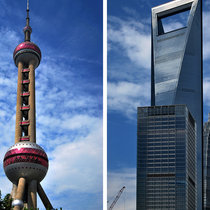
[28, 61, 36, 143]
[28, 180, 37, 209]
[37, 183, 53, 209]
[13, 177, 26, 210]
[11, 184, 18, 200]
[15, 62, 23, 143]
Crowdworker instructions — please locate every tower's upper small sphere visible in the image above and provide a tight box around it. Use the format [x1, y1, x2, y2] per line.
[13, 41, 41, 68]
[23, 26, 32, 33]
[3, 142, 48, 184]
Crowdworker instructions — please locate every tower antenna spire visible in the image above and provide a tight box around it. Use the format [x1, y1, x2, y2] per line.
[24, 0, 32, 41]
[26, 0, 29, 26]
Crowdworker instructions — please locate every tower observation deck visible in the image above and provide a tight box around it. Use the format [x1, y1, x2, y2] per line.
[3, 1, 54, 209]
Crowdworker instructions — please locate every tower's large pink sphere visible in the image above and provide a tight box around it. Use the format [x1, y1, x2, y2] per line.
[3, 142, 48, 184]
[13, 41, 41, 68]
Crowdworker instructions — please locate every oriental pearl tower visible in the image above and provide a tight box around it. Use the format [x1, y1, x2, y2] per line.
[3, 1, 54, 209]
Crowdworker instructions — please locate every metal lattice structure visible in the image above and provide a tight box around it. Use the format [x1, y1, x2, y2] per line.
[109, 186, 125, 210]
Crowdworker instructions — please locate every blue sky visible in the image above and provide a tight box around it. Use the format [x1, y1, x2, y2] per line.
[108, 0, 210, 209]
[0, 0, 102, 209]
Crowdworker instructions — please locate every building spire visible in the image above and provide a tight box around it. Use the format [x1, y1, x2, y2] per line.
[24, 0, 32, 42]
[26, 0, 29, 25]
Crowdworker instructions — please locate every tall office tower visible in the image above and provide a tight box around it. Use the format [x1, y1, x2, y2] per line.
[2, 1, 54, 209]
[151, 0, 202, 207]
[137, 105, 197, 209]
[203, 114, 210, 210]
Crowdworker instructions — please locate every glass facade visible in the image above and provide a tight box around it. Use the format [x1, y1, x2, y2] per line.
[137, 105, 197, 210]
[151, 0, 202, 207]
[203, 114, 210, 210]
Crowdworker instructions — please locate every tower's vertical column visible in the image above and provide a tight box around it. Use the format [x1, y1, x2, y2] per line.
[28, 60, 37, 208]
[11, 184, 17, 200]
[13, 177, 26, 210]
[28, 180, 37, 209]
[28, 61, 36, 143]
[15, 62, 23, 143]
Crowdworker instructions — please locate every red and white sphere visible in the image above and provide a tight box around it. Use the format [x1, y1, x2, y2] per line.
[3, 142, 48, 184]
[13, 41, 41, 68]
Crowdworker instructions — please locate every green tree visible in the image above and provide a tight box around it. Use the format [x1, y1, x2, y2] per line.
[0, 190, 12, 210]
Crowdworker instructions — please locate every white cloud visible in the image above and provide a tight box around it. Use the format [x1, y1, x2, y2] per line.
[108, 168, 136, 210]
[108, 81, 150, 118]
[43, 122, 102, 195]
[203, 77, 210, 106]
[60, 115, 100, 130]
[203, 11, 210, 60]
[108, 16, 151, 70]
[108, 15, 151, 119]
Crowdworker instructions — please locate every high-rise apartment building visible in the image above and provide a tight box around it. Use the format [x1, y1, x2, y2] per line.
[203, 114, 210, 210]
[137, 105, 197, 209]
[151, 0, 202, 207]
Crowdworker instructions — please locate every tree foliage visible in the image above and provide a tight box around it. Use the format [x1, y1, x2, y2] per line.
[0, 191, 12, 210]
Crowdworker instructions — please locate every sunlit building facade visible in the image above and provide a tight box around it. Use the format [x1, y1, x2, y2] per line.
[137, 105, 197, 209]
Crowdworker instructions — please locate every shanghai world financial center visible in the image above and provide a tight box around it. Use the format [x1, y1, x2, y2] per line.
[137, 0, 203, 209]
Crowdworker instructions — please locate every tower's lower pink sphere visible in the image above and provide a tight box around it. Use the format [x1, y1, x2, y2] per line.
[3, 142, 48, 184]
[13, 41, 41, 68]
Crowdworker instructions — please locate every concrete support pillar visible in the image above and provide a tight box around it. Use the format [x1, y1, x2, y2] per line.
[11, 183, 17, 199]
[15, 62, 23, 143]
[37, 183, 53, 209]
[13, 177, 26, 210]
[28, 61, 36, 143]
[28, 180, 37, 209]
